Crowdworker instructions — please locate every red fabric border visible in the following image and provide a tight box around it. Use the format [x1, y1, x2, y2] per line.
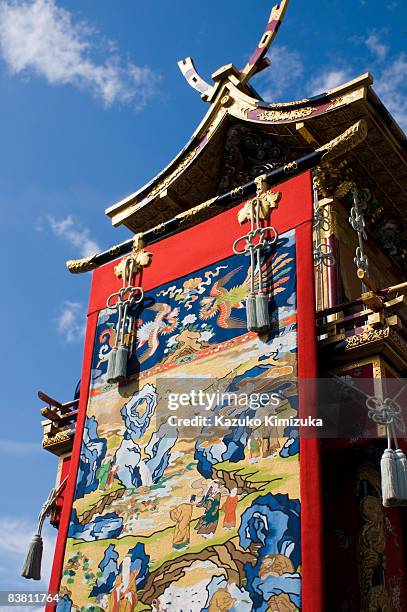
[52, 456, 72, 527]
[46, 311, 98, 609]
[47, 171, 323, 610]
[297, 218, 323, 612]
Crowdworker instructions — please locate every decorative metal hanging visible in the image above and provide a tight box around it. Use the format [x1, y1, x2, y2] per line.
[312, 176, 335, 268]
[335, 374, 407, 507]
[367, 392, 407, 507]
[106, 235, 152, 384]
[349, 186, 369, 280]
[22, 477, 68, 580]
[233, 175, 281, 333]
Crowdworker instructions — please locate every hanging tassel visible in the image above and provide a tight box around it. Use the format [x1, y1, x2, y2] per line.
[394, 448, 407, 505]
[22, 478, 66, 581]
[256, 291, 270, 332]
[233, 184, 278, 335]
[114, 344, 129, 381]
[246, 292, 258, 331]
[21, 534, 43, 580]
[106, 347, 117, 383]
[381, 448, 399, 507]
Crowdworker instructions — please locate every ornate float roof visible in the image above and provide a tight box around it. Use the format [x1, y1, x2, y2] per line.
[106, 1, 407, 234]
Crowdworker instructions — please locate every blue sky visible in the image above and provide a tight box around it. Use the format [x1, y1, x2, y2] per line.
[0, 0, 405, 597]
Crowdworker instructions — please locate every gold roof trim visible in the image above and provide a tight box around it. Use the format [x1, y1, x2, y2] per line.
[106, 72, 377, 230]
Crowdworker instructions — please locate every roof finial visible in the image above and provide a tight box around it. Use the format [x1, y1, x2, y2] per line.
[240, 0, 289, 84]
[178, 1, 290, 100]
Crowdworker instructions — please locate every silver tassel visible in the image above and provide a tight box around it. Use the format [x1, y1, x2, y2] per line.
[246, 293, 257, 331]
[394, 448, 407, 505]
[21, 534, 43, 580]
[256, 292, 270, 332]
[22, 480, 66, 580]
[114, 345, 129, 381]
[106, 347, 117, 383]
[381, 448, 399, 507]
[233, 189, 278, 335]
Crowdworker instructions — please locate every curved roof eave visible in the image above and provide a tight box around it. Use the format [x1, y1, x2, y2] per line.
[106, 71, 407, 231]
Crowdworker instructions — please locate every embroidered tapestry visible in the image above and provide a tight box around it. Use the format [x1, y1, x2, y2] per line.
[54, 174, 318, 612]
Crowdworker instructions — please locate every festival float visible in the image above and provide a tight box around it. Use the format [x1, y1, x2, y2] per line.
[23, 2, 407, 610]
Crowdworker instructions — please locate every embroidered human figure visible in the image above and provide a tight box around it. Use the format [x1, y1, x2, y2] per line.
[169, 494, 196, 550]
[109, 555, 140, 612]
[195, 482, 221, 538]
[107, 464, 120, 489]
[96, 458, 111, 490]
[248, 435, 261, 462]
[222, 487, 238, 529]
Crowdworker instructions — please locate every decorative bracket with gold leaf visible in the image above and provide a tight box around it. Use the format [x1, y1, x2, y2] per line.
[237, 174, 281, 225]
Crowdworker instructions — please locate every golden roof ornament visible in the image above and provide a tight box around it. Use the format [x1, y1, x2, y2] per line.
[114, 233, 152, 279]
[238, 175, 281, 225]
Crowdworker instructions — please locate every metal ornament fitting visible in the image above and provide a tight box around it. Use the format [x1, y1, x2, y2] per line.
[114, 235, 152, 280]
[233, 184, 279, 333]
[233, 223, 278, 256]
[349, 188, 369, 275]
[106, 255, 145, 383]
[313, 180, 335, 268]
[366, 396, 406, 435]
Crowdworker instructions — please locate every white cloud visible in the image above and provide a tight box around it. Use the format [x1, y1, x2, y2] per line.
[0, 516, 56, 592]
[56, 300, 85, 343]
[0, 439, 40, 454]
[365, 33, 388, 61]
[254, 45, 304, 101]
[308, 68, 353, 96]
[375, 53, 407, 131]
[0, 0, 158, 107]
[45, 214, 100, 257]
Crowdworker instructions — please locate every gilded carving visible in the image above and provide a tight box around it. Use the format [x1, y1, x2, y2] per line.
[356, 463, 391, 612]
[66, 255, 97, 274]
[345, 327, 390, 350]
[261, 99, 310, 108]
[228, 100, 257, 120]
[238, 105, 254, 119]
[218, 124, 293, 193]
[388, 329, 407, 361]
[42, 430, 71, 448]
[256, 106, 313, 122]
[177, 196, 218, 224]
[114, 249, 152, 279]
[237, 189, 281, 225]
[318, 120, 368, 163]
[314, 160, 352, 200]
[367, 586, 391, 612]
[356, 464, 381, 495]
[327, 89, 364, 110]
